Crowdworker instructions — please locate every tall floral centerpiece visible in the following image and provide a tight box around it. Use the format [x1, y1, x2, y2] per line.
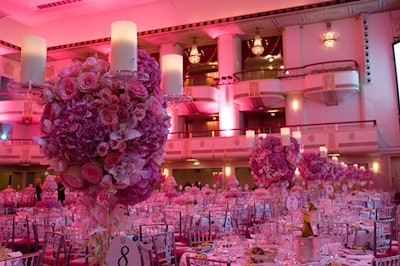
[297, 152, 330, 189]
[249, 135, 301, 188]
[249, 135, 300, 219]
[33, 50, 171, 264]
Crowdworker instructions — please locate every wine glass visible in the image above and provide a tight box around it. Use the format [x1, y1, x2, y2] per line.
[327, 242, 342, 261]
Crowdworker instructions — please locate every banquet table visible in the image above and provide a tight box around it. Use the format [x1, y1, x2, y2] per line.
[179, 241, 374, 266]
[0, 251, 23, 266]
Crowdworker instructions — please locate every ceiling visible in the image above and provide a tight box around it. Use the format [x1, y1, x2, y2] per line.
[0, 0, 400, 62]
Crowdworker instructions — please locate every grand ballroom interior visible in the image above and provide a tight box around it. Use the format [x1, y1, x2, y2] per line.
[0, 0, 400, 192]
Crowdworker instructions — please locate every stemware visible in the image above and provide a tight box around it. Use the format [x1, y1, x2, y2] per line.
[327, 242, 342, 261]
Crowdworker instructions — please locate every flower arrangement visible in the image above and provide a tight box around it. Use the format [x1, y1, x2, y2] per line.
[161, 176, 179, 198]
[254, 187, 267, 198]
[326, 161, 345, 183]
[344, 164, 363, 182]
[41, 175, 58, 192]
[201, 185, 213, 196]
[185, 185, 200, 194]
[33, 50, 170, 264]
[298, 152, 330, 187]
[174, 194, 195, 206]
[35, 199, 63, 209]
[249, 135, 300, 186]
[226, 175, 239, 188]
[213, 173, 223, 185]
[34, 50, 169, 205]
[343, 165, 373, 191]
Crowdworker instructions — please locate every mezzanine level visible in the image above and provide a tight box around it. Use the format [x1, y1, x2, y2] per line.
[0, 120, 378, 165]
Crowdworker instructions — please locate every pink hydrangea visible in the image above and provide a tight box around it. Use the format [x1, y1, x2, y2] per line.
[298, 152, 330, 183]
[34, 50, 170, 207]
[249, 135, 300, 186]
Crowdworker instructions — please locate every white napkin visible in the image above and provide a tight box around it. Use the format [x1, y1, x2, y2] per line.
[347, 254, 373, 260]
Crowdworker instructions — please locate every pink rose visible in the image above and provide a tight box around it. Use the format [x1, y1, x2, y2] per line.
[82, 94, 95, 104]
[130, 83, 148, 99]
[41, 88, 55, 103]
[108, 103, 120, 113]
[96, 142, 109, 157]
[61, 164, 84, 189]
[118, 141, 127, 153]
[97, 88, 113, 104]
[81, 163, 103, 184]
[99, 108, 118, 126]
[104, 152, 120, 171]
[109, 139, 120, 150]
[81, 57, 98, 71]
[57, 77, 78, 102]
[99, 174, 113, 189]
[78, 72, 99, 93]
[148, 96, 165, 117]
[59, 62, 82, 77]
[117, 109, 130, 123]
[115, 181, 128, 189]
[132, 106, 146, 121]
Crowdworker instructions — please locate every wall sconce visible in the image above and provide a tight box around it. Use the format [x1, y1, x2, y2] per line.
[321, 22, 339, 48]
[162, 168, 169, 177]
[248, 28, 268, 56]
[372, 162, 380, 173]
[185, 37, 203, 64]
[292, 99, 299, 111]
[225, 166, 231, 177]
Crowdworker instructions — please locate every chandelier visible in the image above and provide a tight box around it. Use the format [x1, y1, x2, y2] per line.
[248, 28, 267, 56]
[186, 37, 203, 64]
[321, 22, 339, 48]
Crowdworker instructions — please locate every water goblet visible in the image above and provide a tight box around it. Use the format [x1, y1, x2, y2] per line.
[327, 242, 342, 261]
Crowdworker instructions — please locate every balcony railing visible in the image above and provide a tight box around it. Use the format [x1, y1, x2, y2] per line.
[231, 59, 359, 82]
[184, 74, 217, 87]
[233, 67, 284, 82]
[168, 120, 376, 139]
[282, 59, 359, 78]
[0, 120, 378, 164]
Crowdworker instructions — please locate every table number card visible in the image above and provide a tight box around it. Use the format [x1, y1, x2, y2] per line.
[286, 195, 299, 211]
[107, 235, 141, 266]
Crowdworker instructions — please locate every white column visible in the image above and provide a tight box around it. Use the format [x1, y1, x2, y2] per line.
[217, 34, 242, 136]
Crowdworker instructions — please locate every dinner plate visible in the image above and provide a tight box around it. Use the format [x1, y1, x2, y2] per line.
[191, 246, 213, 253]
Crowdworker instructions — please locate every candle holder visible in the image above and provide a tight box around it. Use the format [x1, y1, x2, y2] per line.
[7, 80, 51, 124]
[103, 70, 149, 83]
[163, 93, 192, 105]
[7, 80, 45, 96]
[163, 93, 192, 114]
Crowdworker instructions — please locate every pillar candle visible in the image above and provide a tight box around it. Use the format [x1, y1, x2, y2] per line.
[246, 130, 255, 148]
[292, 131, 301, 144]
[319, 146, 328, 158]
[111, 20, 137, 72]
[162, 54, 183, 95]
[280, 127, 290, 146]
[21, 35, 47, 84]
